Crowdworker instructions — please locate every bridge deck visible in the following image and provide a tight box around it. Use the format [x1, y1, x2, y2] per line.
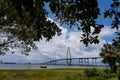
[41, 57, 103, 67]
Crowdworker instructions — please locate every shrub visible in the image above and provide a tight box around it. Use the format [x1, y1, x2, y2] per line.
[100, 69, 117, 78]
[64, 75, 71, 80]
[78, 77, 89, 80]
[117, 68, 120, 75]
[103, 68, 111, 73]
[84, 68, 100, 77]
[92, 77, 104, 80]
[117, 68, 120, 80]
[101, 73, 111, 78]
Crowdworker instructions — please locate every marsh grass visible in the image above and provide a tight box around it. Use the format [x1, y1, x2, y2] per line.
[0, 68, 118, 80]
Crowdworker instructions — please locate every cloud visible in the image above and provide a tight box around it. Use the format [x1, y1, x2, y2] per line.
[99, 27, 116, 38]
[26, 25, 115, 63]
[0, 20, 116, 63]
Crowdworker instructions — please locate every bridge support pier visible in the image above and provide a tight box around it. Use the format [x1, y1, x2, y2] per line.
[51, 60, 57, 65]
[84, 58, 89, 66]
[66, 58, 72, 65]
[79, 58, 83, 66]
[92, 58, 97, 66]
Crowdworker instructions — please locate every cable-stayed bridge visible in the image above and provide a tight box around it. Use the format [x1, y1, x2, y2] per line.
[41, 57, 103, 67]
[40, 47, 106, 67]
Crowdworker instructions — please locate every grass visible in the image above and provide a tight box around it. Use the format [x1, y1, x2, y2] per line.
[109, 77, 118, 80]
[0, 68, 118, 80]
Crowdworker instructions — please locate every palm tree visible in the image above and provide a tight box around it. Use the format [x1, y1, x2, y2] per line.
[113, 35, 120, 66]
[100, 43, 118, 73]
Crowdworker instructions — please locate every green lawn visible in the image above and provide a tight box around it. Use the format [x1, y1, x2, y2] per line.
[0, 68, 118, 80]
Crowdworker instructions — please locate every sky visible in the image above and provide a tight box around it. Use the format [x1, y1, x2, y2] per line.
[0, 0, 118, 63]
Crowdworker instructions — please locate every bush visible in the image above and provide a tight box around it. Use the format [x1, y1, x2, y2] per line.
[101, 73, 112, 78]
[92, 77, 104, 80]
[100, 68, 117, 78]
[78, 77, 90, 80]
[78, 76, 104, 80]
[117, 68, 120, 80]
[64, 75, 71, 80]
[117, 68, 120, 75]
[103, 68, 111, 73]
[84, 68, 100, 77]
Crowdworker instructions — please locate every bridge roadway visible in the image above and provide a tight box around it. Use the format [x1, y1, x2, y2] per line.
[41, 57, 105, 67]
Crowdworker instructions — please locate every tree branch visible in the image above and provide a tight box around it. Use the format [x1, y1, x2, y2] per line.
[0, 40, 16, 47]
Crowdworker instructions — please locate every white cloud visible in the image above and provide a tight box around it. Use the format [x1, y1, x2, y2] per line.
[99, 27, 115, 38]
[0, 20, 116, 63]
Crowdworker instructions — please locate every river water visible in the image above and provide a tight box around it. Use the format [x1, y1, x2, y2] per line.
[0, 64, 107, 69]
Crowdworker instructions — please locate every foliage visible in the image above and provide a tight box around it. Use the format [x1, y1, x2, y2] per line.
[117, 68, 120, 75]
[46, 0, 120, 46]
[0, 0, 103, 55]
[0, 0, 61, 55]
[47, 0, 103, 46]
[112, 34, 120, 65]
[0, 0, 120, 54]
[101, 69, 117, 78]
[84, 68, 100, 77]
[117, 68, 120, 80]
[100, 43, 120, 73]
[103, 68, 111, 73]
[104, 0, 120, 30]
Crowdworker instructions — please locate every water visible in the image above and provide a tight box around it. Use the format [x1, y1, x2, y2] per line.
[0, 64, 41, 69]
[0, 64, 107, 69]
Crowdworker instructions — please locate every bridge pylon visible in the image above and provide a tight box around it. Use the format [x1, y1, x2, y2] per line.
[66, 47, 72, 65]
[53, 53, 57, 64]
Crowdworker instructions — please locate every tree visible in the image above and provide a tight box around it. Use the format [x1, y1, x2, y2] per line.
[112, 33, 120, 66]
[0, 0, 61, 55]
[47, 0, 103, 46]
[0, 0, 102, 54]
[100, 43, 120, 73]
[47, 0, 120, 45]
[100, 0, 120, 73]
[0, 0, 119, 54]
[104, 0, 120, 30]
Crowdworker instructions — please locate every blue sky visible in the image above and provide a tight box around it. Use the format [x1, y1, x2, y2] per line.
[97, 0, 113, 25]
[97, 0, 118, 42]
[0, 0, 119, 63]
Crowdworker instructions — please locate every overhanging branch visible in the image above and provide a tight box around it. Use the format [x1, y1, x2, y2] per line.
[0, 40, 16, 47]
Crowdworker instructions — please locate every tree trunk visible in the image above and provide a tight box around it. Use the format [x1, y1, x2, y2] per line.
[110, 65, 117, 73]
[109, 58, 117, 73]
[118, 76, 120, 80]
